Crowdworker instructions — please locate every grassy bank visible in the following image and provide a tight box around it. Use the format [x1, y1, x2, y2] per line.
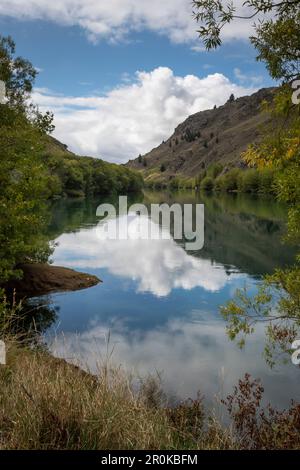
[1, 323, 300, 450]
[0, 340, 231, 450]
[0, 288, 299, 450]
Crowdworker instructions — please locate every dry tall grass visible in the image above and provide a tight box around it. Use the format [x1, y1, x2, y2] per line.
[0, 294, 299, 450]
[0, 341, 235, 450]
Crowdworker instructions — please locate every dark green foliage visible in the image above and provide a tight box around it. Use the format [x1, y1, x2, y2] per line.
[197, 165, 275, 195]
[237, 169, 276, 195]
[200, 176, 214, 191]
[215, 169, 240, 192]
[252, 11, 300, 81]
[0, 35, 36, 108]
[258, 168, 276, 195]
[0, 36, 55, 282]
[237, 169, 260, 193]
[0, 107, 52, 282]
[169, 178, 180, 190]
[44, 148, 143, 199]
[195, 169, 207, 188]
[206, 163, 223, 179]
[184, 128, 198, 143]
[138, 154, 142, 163]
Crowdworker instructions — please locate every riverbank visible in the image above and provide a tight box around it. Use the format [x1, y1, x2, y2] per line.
[3, 263, 101, 298]
[0, 340, 229, 450]
[1, 339, 299, 450]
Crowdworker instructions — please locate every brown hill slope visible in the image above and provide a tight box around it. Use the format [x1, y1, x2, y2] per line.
[126, 87, 276, 185]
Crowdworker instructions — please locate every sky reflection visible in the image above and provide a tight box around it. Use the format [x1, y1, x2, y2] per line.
[53, 214, 240, 297]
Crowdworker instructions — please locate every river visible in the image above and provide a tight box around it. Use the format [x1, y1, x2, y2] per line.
[31, 190, 299, 409]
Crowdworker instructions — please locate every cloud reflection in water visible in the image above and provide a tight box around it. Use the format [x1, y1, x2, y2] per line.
[53, 215, 240, 297]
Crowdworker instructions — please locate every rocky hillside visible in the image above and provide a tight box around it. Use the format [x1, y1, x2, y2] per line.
[126, 87, 276, 184]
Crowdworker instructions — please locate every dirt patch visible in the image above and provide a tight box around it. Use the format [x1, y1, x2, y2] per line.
[3, 263, 101, 298]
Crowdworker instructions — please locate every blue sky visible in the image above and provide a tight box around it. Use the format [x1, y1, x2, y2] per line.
[0, 1, 275, 163]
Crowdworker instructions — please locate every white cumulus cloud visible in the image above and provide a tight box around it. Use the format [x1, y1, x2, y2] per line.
[32, 67, 255, 162]
[0, 0, 260, 45]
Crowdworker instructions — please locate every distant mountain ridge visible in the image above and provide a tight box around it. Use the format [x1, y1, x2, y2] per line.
[126, 87, 276, 184]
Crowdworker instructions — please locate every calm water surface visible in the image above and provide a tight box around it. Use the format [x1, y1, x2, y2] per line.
[33, 191, 299, 408]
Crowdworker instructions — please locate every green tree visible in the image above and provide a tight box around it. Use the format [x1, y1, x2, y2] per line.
[0, 108, 52, 281]
[193, 2, 300, 364]
[0, 36, 54, 282]
[221, 88, 300, 365]
[0, 35, 36, 108]
[192, 1, 300, 82]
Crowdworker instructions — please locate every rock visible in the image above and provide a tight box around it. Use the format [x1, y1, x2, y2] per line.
[3, 263, 101, 298]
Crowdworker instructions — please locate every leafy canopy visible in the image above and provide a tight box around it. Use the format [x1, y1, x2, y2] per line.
[193, 0, 300, 82]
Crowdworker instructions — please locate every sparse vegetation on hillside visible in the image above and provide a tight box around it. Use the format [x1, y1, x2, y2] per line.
[126, 87, 275, 183]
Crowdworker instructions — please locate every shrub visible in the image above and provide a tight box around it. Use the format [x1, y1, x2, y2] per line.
[238, 169, 260, 193]
[215, 169, 241, 192]
[258, 169, 275, 195]
[201, 176, 214, 191]
[223, 374, 300, 450]
[169, 178, 180, 190]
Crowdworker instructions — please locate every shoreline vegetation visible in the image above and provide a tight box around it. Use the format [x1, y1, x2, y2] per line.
[1, 337, 300, 450]
[43, 136, 144, 200]
[145, 165, 277, 196]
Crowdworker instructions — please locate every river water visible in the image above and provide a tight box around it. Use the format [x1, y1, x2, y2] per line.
[32, 191, 299, 408]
